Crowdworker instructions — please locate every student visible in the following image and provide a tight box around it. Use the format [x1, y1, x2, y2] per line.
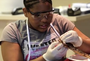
[1, 0, 90, 61]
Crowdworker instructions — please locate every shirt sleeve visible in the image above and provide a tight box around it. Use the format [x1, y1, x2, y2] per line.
[0, 23, 20, 44]
[52, 14, 75, 34]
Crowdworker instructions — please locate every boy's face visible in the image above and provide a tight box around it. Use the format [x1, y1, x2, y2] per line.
[23, 2, 53, 32]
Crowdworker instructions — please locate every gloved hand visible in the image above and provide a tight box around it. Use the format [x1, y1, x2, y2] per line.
[43, 41, 68, 61]
[60, 30, 82, 47]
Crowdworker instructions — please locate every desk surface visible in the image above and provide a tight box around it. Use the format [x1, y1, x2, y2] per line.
[0, 14, 27, 20]
[0, 14, 90, 22]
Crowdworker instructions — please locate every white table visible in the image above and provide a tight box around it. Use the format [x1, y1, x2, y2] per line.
[0, 14, 27, 20]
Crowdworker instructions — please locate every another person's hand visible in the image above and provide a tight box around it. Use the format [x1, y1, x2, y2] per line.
[43, 41, 68, 61]
[60, 30, 82, 47]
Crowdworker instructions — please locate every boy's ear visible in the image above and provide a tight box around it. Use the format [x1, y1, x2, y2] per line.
[23, 8, 28, 17]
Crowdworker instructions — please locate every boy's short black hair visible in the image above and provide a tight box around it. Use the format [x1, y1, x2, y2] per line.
[23, 0, 52, 11]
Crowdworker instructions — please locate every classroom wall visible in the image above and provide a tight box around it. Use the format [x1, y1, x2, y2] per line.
[52, 0, 90, 7]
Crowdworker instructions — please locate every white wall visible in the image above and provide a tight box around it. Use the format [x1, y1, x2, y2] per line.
[52, 0, 90, 7]
[0, 0, 24, 12]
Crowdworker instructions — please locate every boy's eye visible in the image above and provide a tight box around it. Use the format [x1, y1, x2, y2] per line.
[33, 13, 41, 17]
[34, 14, 40, 17]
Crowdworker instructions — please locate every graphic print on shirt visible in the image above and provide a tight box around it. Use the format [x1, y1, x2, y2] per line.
[23, 31, 61, 61]
[23, 39, 29, 60]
